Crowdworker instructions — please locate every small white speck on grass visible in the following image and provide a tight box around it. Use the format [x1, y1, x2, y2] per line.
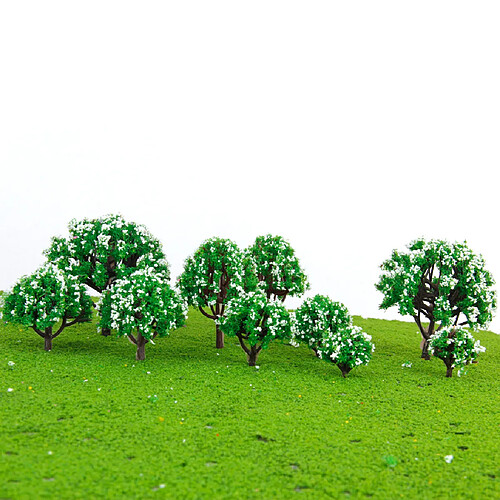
[8, 361, 15, 367]
[7, 388, 14, 392]
[255, 366, 260, 370]
[147, 371, 151, 374]
[216, 353, 219, 356]
[182, 439, 186, 443]
[444, 455, 454, 463]
[47, 451, 53, 455]
[97, 388, 101, 391]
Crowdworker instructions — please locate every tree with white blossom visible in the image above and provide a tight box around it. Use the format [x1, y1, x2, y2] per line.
[428, 325, 486, 377]
[246, 234, 309, 302]
[2, 265, 93, 351]
[376, 238, 496, 359]
[45, 214, 169, 335]
[292, 295, 374, 377]
[292, 295, 352, 357]
[220, 290, 291, 366]
[98, 268, 187, 360]
[178, 237, 256, 348]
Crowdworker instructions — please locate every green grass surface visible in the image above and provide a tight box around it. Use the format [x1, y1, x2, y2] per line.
[1, 309, 499, 499]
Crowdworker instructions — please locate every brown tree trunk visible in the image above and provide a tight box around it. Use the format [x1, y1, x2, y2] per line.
[247, 346, 260, 366]
[444, 358, 454, 378]
[44, 328, 53, 351]
[136, 330, 147, 361]
[420, 339, 431, 360]
[338, 363, 351, 378]
[216, 324, 224, 349]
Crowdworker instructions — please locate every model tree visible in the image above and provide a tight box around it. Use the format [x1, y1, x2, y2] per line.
[428, 326, 486, 377]
[246, 234, 309, 302]
[376, 238, 496, 359]
[292, 294, 374, 377]
[98, 268, 187, 360]
[292, 295, 351, 356]
[2, 265, 93, 351]
[315, 323, 374, 377]
[44, 214, 169, 335]
[178, 237, 256, 348]
[219, 290, 291, 366]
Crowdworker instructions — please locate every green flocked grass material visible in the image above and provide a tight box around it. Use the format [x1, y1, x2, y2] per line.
[1, 308, 498, 499]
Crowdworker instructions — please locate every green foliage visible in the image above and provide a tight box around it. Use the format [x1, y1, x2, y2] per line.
[376, 238, 496, 333]
[292, 294, 351, 351]
[1, 312, 498, 499]
[177, 237, 253, 312]
[220, 290, 291, 364]
[2, 264, 92, 332]
[316, 324, 375, 377]
[44, 214, 169, 294]
[292, 295, 374, 377]
[98, 269, 187, 342]
[429, 326, 486, 377]
[246, 234, 309, 301]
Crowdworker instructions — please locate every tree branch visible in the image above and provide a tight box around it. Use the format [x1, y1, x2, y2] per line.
[235, 333, 250, 355]
[198, 306, 217, 320]
[53, 316, 68, 337]
[32, 326, 46, 338]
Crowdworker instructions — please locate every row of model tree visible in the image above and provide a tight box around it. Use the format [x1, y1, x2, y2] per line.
[2, 215, 496, 377]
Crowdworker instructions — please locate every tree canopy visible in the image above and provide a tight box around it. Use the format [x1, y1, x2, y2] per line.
[177, 237, 256, 348]
[45, 214, 169, 294]
[2, 264, 93, 350]
[98, 268, 187, 360]
[292, 294, 351, 355]
[220, 290, 291, 366]
[292, 294, 374, 377]
[246, 234, 309, 301]
[376, 238, 496, 357]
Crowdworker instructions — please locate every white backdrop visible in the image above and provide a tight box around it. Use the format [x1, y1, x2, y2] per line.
[1, 1, 498, 333]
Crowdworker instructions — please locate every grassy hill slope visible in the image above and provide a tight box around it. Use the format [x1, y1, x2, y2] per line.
[0, 310, 498, 499]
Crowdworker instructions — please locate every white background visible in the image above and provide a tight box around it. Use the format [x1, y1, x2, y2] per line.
[1, 1, 498, 333]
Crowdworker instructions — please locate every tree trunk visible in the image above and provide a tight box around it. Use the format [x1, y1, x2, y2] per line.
[420, 339, 431, 360]
[136, 330, 147, 361]
[215, 324, 224, 349]
[338, 363, 351, 378]
[44, 329, 53, 351]
[444, 358, 454, 378]
[247, 346, 260, 366]
[101, 327, 111, 337]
